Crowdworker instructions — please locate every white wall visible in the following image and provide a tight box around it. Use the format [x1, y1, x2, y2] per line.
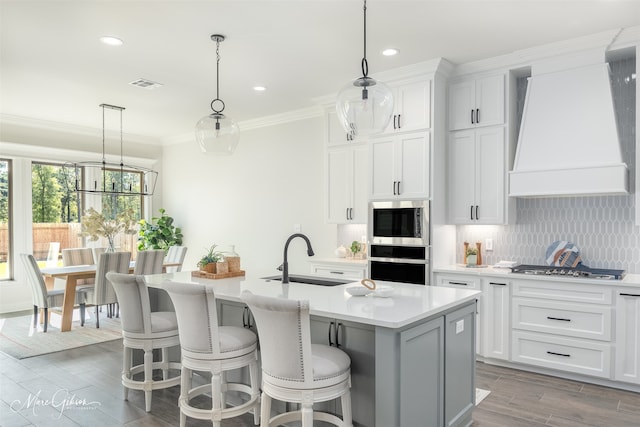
[160, 116, 337, 277]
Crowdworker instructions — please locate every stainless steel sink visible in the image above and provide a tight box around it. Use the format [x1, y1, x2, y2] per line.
[261, 274, 349, 286]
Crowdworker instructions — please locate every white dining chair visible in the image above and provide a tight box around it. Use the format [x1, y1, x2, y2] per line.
[62, 247, 95, 266]
[20, 253, 88, 332]
[164, 245, 187, 273]
[84, 251, 131, 328]
[241, 291, 353, 427]
[45, 242, 60, 267]
[163, 280, 260, 427]
[134, 250, 165, 275]
[106, 272, 181, 412]
[92, 247, 107, 263]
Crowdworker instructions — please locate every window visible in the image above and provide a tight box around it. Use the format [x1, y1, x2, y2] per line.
[0, 159, 11, 280]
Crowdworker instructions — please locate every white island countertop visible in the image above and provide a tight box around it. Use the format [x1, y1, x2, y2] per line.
[144, 271, 480, 329]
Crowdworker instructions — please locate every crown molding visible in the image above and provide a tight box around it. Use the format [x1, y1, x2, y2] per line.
[0, 113, 160, 146]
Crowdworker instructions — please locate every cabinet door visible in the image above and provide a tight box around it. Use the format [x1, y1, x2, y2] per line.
[395, 80, 431, 132]
[448, 130, 476, 223]
[327, 148, 351, 223]
[351, 145, 368, 223]
[449, 80, 475, 130]
[397, 132, 430, 199]
[615, 291, 640, 384]
[483, 279, 510, 360]
[475, 127, 505, 224]
[475, 74, 505, 128]
[370, 137, 396, 200]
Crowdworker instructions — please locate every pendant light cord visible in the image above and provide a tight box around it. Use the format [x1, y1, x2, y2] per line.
[216, 37, 220, 101]
[361, 0, 368, 78]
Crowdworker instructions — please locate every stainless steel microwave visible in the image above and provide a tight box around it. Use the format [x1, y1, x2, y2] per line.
[368, 200, 430, 246]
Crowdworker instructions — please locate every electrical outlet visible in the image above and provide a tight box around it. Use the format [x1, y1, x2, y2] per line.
[294, 224, 301, 232]
[485, 238, 493, 251]
[456, 319, 464, 334]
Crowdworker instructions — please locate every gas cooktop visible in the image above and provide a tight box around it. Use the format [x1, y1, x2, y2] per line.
[511, 264, 625, 280]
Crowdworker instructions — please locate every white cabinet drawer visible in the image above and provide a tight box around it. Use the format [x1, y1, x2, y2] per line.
[311, 266, 365, 280]
[512, 280, 612, 305]
[512, 331, 611, 378]
[512, 297, 612, 341]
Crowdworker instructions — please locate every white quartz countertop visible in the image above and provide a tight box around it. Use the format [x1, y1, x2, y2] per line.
[144, 271, 480, 329]
[434, 265, 640, 287]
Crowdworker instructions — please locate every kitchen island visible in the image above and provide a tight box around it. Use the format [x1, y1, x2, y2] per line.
[144, 271, 481, 427]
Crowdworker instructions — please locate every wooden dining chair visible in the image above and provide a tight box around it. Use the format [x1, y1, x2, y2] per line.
[84, 251, 131, 328]
[20, 253, 88, 332]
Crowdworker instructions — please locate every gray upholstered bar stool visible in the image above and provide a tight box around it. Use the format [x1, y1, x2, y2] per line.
[163, 280, 260, 427]
[106, 272, 181, 412]
[241, 291, 353, 427]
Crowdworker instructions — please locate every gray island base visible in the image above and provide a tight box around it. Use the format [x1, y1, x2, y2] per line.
[144, 272, 480, 427]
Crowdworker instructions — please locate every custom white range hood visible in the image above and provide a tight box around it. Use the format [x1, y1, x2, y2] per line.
[509, 48, 628, 197]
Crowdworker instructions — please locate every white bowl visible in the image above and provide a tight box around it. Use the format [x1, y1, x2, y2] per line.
[374, 285, 394, 298]
[346, 286, 373, 297]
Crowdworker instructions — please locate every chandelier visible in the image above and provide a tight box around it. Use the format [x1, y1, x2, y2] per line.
[335, 0, 394, 137]
[195, 34, 239, 155]
[66, 104, 158, 196]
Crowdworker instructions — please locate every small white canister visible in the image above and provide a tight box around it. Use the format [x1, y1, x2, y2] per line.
[335, 245, 347, 258]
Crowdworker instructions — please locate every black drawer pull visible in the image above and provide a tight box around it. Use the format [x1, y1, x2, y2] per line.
[329, 271, 344, 275]
[547, 316, 571, 322]
[620, 293, 640, 297]
[448, 281, 468, 286]
[489, 282, 506, 286]
[547, 351, 570, 358]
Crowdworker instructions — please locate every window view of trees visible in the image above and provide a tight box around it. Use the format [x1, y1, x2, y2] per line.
[0, 159, 10, 280]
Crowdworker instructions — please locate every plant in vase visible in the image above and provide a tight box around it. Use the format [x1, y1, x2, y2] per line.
[350, 240, 362, 258]
[137, 208, 183, 252]
[80, 207, 137, 252]
[466, 247, 478, 266]
[198, 244, 227, 274]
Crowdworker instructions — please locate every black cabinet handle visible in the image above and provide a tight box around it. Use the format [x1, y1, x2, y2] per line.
[393, 181, 397, 195]
[475, 205, 479, 220]
[547, 316, 571, 322]
[490, 282, 507, 286]
[620, 293, 640, 297]
[547, 351, 571, 358]
[448, 281, 468, 286]
[476, 108, 480, 123]
[330, 271, 344, 275]
[397, 114, 401, 129]
[470, 205, 474, 220]
[393, 115, 397, 129]
[397, 181, 401, 195]
[328, 321, 335, 346]
[336, 323, 343, 348]
[346, 208, 349, 220]
[471, 109, 475, 124]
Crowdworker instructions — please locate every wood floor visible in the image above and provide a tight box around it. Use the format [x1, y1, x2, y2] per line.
[1, 340, 639, 426]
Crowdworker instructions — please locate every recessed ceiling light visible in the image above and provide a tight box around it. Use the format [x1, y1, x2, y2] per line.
[100, 36, 123, 46]
[253, 86, 267, 92]
[382, 48, 399, 56]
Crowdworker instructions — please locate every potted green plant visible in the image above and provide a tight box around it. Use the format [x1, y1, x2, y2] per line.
[138, 208, 183, 252]
[198, 244, 227, 274]
[466, 247, 478, 266]
[350, 240, 362, 258]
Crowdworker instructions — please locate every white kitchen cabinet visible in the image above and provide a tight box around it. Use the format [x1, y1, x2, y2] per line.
[327, 144, 367, 223]
[448, 126, 505, 224]
[615, 290, 640, 384]
[309, 259, 367, 281]
[383, 79, 431, 134]
[310, 316, 375, 427]
[483, 278, 511, 361]
[370, 131, 430, 200]
[449, 74, 504, 131]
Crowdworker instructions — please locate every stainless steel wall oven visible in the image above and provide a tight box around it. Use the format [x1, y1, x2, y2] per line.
[368, 200, 430, 285]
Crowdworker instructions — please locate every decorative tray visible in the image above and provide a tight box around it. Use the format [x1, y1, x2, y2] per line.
[191, 270, 246, 280]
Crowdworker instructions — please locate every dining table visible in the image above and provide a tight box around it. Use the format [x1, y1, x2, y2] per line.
[40, 261, 181, 332]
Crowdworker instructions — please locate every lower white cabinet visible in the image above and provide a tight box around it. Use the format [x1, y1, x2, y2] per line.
[483, 278, 510, 360]
[309, 259, 367, 281]
[615, 290, 640, 384]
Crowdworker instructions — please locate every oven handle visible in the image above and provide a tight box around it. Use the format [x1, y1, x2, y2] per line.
[369, 257, 428, 265]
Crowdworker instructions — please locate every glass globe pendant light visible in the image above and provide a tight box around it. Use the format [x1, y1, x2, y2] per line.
[195, 34, 239, 155]
[336, 0, 394, 138]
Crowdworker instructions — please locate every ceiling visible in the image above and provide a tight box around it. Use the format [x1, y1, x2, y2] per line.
[2, 0, 640, 145]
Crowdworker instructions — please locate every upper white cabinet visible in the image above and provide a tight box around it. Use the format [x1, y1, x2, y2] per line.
[383, 80, 431, 134]
[370, 132, 430, 200]
[448, 127, 505, 224]
[449, 74, 504, 131]
[327, 144, 368, 223]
